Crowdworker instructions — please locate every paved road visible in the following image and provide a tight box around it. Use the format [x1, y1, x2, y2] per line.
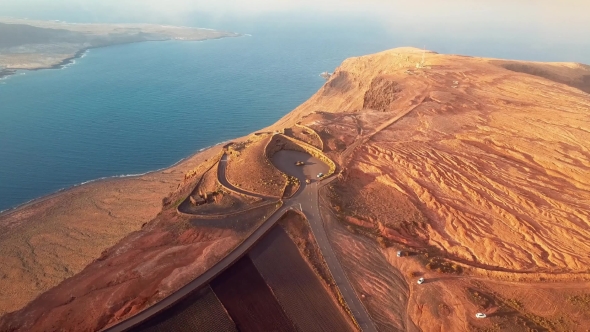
[105, 149, 377, 332]
[268, 150, 377, 332]
[296, 181, 377, 332]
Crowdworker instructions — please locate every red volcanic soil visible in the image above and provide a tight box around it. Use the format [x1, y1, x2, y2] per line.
[303, 47, 590, 331]
[283, 47, 590, 273]
[3, 46, 590, 332]
[0, 223, 240, 332]
[0, 145, 222, 316]
[319, 198, 414, 332]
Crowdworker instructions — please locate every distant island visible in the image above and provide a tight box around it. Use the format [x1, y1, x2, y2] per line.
[0, 18, 240, 78]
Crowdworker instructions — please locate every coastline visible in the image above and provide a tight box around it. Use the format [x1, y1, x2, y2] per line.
[0, 136, 232, 315]
[0, 139, 231, 217]
[0, 32, 242, 81]
[0, 20, 248, 314]
[0, 69, 16, 80]
[0, 32, 243, 211]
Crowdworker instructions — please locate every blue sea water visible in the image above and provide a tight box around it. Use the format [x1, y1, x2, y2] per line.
[1, 12, 589, 212]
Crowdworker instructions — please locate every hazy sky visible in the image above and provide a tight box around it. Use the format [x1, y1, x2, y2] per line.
[1, 0, 588, 49]
[1, 0, 588, 23]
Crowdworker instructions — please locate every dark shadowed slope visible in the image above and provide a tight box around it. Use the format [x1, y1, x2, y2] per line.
[210, 256, 296, 332]
[250, 226, 355, 332]
[130, 286, 236, 332]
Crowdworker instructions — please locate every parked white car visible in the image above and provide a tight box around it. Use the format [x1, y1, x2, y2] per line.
[317, 173, 324, 178]
[475, 313, 487, 319]
[417, 277, 425, 285]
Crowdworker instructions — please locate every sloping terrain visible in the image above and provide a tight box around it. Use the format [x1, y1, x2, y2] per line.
[294, 47, 590, 273]
[0, 146, 221, 316]
[492, 60, 590, 94]
[2, 47, 589, 331]
[0, 199, 279, 331]
[130, 286, 237, 332]
[225, 135, 287, 197]
[284, 48, 590, 330]
[250, 226, 355, 332]
[0, 222, 240, 332]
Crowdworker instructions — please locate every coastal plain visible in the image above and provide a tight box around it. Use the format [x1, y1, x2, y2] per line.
[0, 18, 239, 75]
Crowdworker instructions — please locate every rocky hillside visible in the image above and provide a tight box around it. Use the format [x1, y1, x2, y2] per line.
[279, 47, 590, 331]
[2, 47, 589, 331]
[285, 47, 590, 272]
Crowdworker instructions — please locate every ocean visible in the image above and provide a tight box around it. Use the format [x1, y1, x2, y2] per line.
[1, 11, 589, 212]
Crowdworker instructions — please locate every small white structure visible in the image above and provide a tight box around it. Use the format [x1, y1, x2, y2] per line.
[417, 277, 425, 285]
[475, 313, 487, 319]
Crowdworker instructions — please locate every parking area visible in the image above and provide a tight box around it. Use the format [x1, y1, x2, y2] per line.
[270, 150, 329, 185]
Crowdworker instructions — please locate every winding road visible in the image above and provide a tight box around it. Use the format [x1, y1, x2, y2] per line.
[104, 148, 377, 332]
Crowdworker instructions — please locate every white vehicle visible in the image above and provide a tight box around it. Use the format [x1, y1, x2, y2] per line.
[417, 277, 425, 285]
[317, 173, 324, 178]
[475, 313, 487, 319]
[397, 251, 402, 257]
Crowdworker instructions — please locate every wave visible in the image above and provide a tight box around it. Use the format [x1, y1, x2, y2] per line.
[61, 60, 76, 69]
[59, 49, 90, 70]
[244, 34, 252, 37]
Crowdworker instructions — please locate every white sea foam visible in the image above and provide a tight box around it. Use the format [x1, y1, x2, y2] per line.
[244, 34, 252, 37]
[61, 59, 77, 69]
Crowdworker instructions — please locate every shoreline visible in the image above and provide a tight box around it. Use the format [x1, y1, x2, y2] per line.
[0, 69, 16, 80]
[0, 33, 242, 81]
[0, 32, 244, 213]
[0, 139, 231, 218]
